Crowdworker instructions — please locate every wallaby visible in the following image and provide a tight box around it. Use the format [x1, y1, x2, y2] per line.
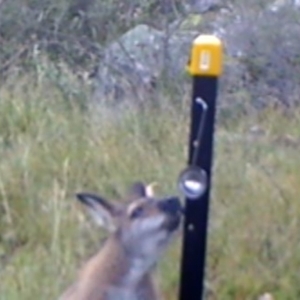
[59, 182, 183, 300]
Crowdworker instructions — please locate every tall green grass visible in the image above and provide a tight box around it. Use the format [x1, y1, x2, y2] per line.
[0, 74, 300, 300]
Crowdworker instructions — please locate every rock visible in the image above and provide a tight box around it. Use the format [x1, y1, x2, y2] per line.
[92, 23, 198, 104]
[92, 2, 300, 110]
[211, 4, 300, 108]
[93, 24, 163, 103]
[269, 0, 300, 12]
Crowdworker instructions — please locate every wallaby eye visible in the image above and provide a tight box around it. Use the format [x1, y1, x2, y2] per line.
[130, 206, 144, 219]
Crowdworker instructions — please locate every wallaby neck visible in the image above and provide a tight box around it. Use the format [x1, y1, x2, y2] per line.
[87, 235, 155, 288]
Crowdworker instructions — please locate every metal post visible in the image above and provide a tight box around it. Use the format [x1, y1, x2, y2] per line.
[178, 35, 223, 300]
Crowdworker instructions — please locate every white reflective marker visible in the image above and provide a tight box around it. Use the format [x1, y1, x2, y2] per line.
[178, 166, 208, 200]
[199, 50, 211, 71]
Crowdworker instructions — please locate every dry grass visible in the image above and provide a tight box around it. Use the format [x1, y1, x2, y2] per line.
[0, 74, 300, 299]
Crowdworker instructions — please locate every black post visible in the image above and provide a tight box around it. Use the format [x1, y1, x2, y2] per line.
[178, 35, 223, 300]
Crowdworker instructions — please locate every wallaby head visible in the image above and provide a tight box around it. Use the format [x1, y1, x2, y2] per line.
[59, 181, 182, 300]
[77, 181, 182, 264]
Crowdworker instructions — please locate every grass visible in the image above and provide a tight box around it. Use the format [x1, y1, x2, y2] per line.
[0, 74, 300, 300]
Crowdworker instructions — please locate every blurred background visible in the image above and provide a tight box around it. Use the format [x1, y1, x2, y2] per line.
[1, 0, 300, 299]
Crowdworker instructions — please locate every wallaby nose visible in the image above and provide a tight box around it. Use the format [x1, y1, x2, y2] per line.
[158, 197, 181, 215]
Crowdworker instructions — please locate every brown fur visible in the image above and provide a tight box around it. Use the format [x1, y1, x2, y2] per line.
[58, 182, 182, 300]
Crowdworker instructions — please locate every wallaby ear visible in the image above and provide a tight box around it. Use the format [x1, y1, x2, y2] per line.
[127, 182, 147, 200]
[127, 181, 158, 200]
[145, 182, 158, 197]
[76, 193, 117, 232]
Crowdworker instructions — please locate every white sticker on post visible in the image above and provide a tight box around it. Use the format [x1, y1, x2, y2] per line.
[199, 50, 210, 71]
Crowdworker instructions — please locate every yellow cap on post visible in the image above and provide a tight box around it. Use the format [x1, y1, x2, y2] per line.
[186, 35, 223, 76]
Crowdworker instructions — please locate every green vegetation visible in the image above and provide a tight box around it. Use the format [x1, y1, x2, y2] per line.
[1, 74, 300, 300]
[1, 0, 300, 299]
